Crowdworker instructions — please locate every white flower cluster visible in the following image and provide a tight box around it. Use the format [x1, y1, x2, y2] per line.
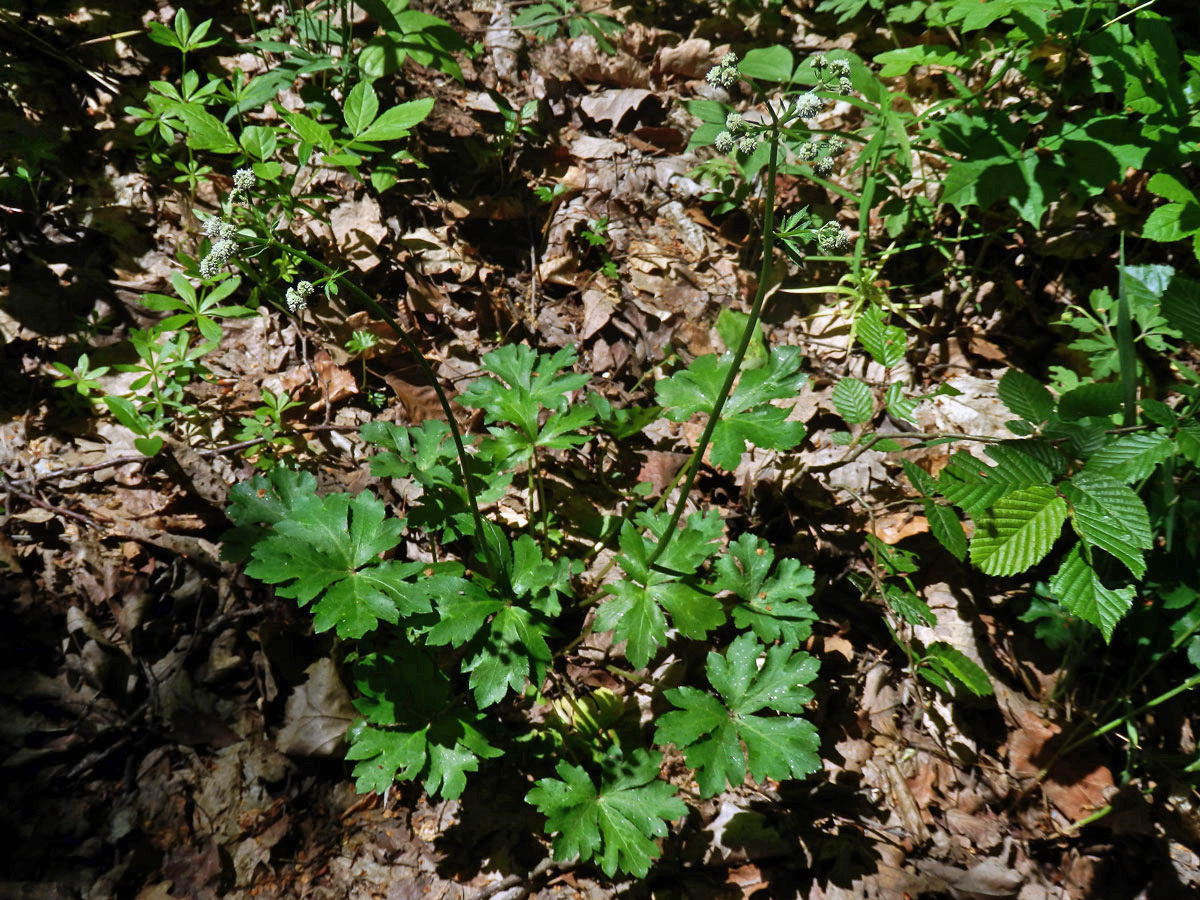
[230, 167, 257, 203]
[706, 52, 739, 89]
[714, 105, 761, 156]
[285, 280, 315, 313]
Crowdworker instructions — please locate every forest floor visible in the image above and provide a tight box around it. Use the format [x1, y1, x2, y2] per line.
[4, 1, 1200, 899]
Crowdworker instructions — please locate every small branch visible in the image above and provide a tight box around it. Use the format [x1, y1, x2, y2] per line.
[1, 476, 98, 528]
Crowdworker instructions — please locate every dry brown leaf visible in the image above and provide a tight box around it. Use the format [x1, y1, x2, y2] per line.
[312, 350, 357, 406]
[870, 511, 929, 544]
[581, 288, 617, 340]
[329, 194, 387, 272]
[580, 88, 658, 129]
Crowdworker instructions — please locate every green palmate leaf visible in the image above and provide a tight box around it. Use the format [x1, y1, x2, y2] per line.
[920, 642, 993, 697]
[655, 346, 808, 470]
[525, 748, 686, 878]
[832, 377, 874, 424]
[716, 307, 768, 370]
[969, 484, 1067, 576]
[1083, 431, 1174, 482]
[343, 81, 380, 136]
[998, 368, 1055, 424]
[460, 344, 589, 438]
[348, 642, 502, 799]
[222, 468, 319, 562]
[654, 633, 821, 797]
[857, 305, 906, 368]
[595, 517, 725, 668]
[357, 97, 435, 141]
[1062, 472, 1153, 578]
[1049, 544, 1135, 641]
[713, 534, 817, 643]
[244, 490, 428, 638]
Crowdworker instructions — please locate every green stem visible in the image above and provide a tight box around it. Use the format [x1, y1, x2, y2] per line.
[646, 120, 781, 568]
[265, 238, 501, 580]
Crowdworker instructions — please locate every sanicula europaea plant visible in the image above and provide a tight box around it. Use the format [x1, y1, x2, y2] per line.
[219, 50, 862, 877]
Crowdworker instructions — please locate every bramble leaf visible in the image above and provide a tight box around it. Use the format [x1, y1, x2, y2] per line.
[919, 642, 993, 697]
[525, 748, 686, 878]
[858, 305, 906, 368]
[713, 534, 817, 643]
[655, 346, 808, 469]
[654, 633, 821, 797]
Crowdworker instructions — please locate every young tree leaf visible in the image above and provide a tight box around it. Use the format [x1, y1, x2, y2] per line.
[884, 585, 937, 627]
[1083, 431, 1174, 482]
[712, 534, 817, 643]
[969, 484, 1068, 576]
[857, 305, 906, 368]
[655, 347, 807, 470]
[920, 642, 993, 697]
[832, 377, 874, 424]
[654, 633, 821, 797]
[998, 368, 1055, 423]
[1062, 472, 1153, 578]
[525, 748, 686, 878]
[1049, 544, 1135, 641]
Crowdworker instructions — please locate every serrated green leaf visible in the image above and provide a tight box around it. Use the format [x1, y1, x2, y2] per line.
[1059, 381, 1123, 421]
[831, 377, 874, 424]
[460, 344, 589, 439]
[925, 501, 968, 561]
[921, 642, 992, 696]
[716, 307, 768, 370]
[713, 534, 816, 643]
[1159, 271, 1200, 344]
[1083, 431, 1174, 482]
[655, 347, 808, 470]
[884, 584, 937, 626]
[357, 97, 435, 141]
[969, 484, 1067, 576]
[343, 81, 379, 135]
[525, 748, 686, 878]
[998, 369, 1055, 423]
[244, 490, 428, 638]
[223, 467, 320, 562]
[857, 306, 905, 367]
[176, 105, 239, 152]
[1049, 544, 1135, 641]
[595, 518, 725, 668]
[1062, 472, 1152, 578]
[1178, 424, 1200, 465]
[285, 112, 335, 151]
[347, 642, 502, 799]
[654, 633, 820, 797]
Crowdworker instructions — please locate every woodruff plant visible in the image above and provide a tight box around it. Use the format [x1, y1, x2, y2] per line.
[220, 51, 861, 877]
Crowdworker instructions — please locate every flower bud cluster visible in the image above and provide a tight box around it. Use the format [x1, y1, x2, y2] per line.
[816, 220, 850, 253]
[285, 280, 315, 313]
[230, 167, 257, 203]
[706, 52, 739, 89]
[202, 216, 236, 242]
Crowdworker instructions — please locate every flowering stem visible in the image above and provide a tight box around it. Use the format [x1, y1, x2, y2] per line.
[646, 116, 781, 568]
[264, 238, 503, 582]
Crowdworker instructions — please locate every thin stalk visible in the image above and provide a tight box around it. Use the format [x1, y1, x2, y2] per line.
[264, 237, 502, 580]
[1116, 233, 1138, 427]
[646, 119, 781, 569]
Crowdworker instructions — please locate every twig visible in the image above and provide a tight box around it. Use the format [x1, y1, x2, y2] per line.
[0, 476, 98, 527]
[462, 857, 563, 900]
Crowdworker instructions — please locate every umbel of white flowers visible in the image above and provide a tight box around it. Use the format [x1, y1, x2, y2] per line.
[198, 169, 258, 279]
[285, 280, 315, 313]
